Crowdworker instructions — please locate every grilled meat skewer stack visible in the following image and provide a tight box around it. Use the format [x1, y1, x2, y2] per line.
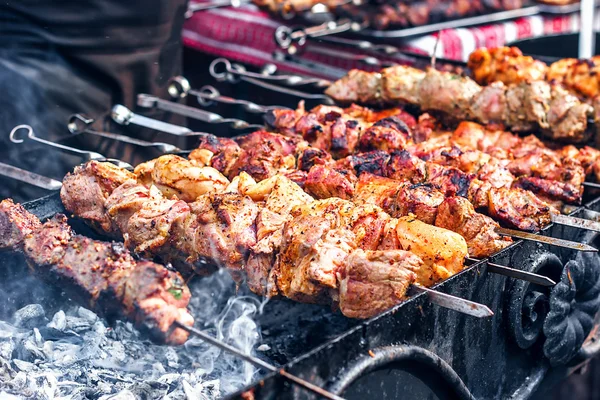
[61, 160, 469, 319]
[0, 199, 194, 345]
[325, 64, 594, 143]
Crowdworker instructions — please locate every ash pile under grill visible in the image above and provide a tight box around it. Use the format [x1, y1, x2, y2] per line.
[0, 269, 264, 400]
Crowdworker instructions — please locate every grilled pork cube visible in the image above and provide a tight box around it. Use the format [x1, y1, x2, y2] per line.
[435, 197, 511, 258]
[467, 47, 548, 86]
[343, 104, 417, 128]
[547, 85, 593, 143]
[470, 82, 508, 124]
[150, 155, 229, 202]
[246, 175, 313, 296]
[192, 134, 242, 177]
[426, 163, 474, 198]
[338, 249, 422, 319]
[418, 68, 481, 121]
[296, 146, 332, 172]
[512, 176, 582, 205]
[338, 150, 391, 178]
[305, 165, 356, 200]
[325, 68, 382, 104]
[382, 65, 426, 105]
[0, 199, 41, 249]
[385, 150, 426, 183]
[61, 161, 136, 235]
[488, 187, 553, 232]
[357, 116, 412, 152]
[3, 210, 194, 346]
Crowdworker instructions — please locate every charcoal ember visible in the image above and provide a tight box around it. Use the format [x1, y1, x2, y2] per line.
[99, 390, 137, 400]
[47, 310, 66, 332]
[13, 359, 36, 372]
[14, 338, 46, 362]
[77, 307, 98, 323]
[0, 391, 20, 400]
[66, 316, 93, 333]
[0, 322, 17, 340]
[163, 347, 179, 368]
[13, 304, 46, 329]
[0, 340, 16, 359]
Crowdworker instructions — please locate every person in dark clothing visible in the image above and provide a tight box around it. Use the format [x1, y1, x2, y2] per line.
[0, 0, 189, 201]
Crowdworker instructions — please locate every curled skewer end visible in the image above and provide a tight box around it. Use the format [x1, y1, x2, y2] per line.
[9, 124, 34, 144]
[111, 105, 134, 125]
[168, 76, 191, 100]
[209, 58, 232, 81]
[67, 114, 95, 134]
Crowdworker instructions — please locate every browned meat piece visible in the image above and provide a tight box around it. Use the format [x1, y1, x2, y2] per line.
[412, 113, 438, 143]
[467, 47, 548, 86]
[338, 150, 392, 178]
[189, 193, 259, 272]
[382, 65, 426, 104]
[488, 187, 553, 232]
[435, 197, 511, 258]
[357, 116, 412, 152]
[385, 150, 426, 183]
[105, 182, 154, 235]
[151, 155, 230, 202]
[470, 82, 507, 124]
[547, 56, 600, 99]
[266, 102, 305, 136]
[192, 134, 243, 177]
[325, 69, 382, 104]
[0, 204, 194, 345]
[0, 199, 41, 249]
[426, 163, 474, 198]
[504, 81, 551, 131]
[229, 131, 298, 181]
[246, 175, 313, 296]
[547, 85, 593, 143]
[296, 146, 332, 171]
[418, 68, 481, 121]
[343, 104, 417, 128]
[305, 165, 356, 200]
[353, 173, 444, 225]
[338, 249, 422, 319]
[512, 176, 582, 205]
[61, 161, 136, 235]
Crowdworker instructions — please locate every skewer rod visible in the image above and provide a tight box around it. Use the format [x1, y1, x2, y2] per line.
[496, 227, 597, 252]
[174, 321, 345, 400]
[485, 262, 555, 287]
[552, 214, 600, 233]
[409, 286, 494, 317]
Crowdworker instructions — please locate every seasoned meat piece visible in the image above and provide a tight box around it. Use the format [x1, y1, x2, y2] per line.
[506, 81, 551, 130]
[435, 197, 511, 258]
[61, 161, 136, 235]
[470, 82, 507, 124]
[329, 117, 362, 158]
[351, 203, 391, 250]
[283, 169, 308, 188]
[357, 116, 412, 152]
[548, 56, 600, 99]
[339, 150, 391, 177]
[325, 69, 382, 104]
[0, 199, 41, 249]
[412, 113, 438, 143]
[418, 68, 481, 120]
[296, 146, 332, 171]
[193, 134, 243, 177]
[353, 173, 404, 214]
[468, 179, 493, 210]
[265, 102, 305, 135]
[343, 104, 417, 128]
[338, 249, 422, 319]
[134, 159, 156, 185]
[273, 198, 358, 303]
[229, 134, 297, 181]
[488, 187, 553, 232]
[546, 85, 593, 143]
[385, 150, 426, 183]
[151, 155, 229, 202]
[246, 176, 313, 296]
[20, 214, 193, 345]
[235, 130, 301, 155]
[467, 47, 548, 86]
[382, 65, 426, 104]
[513, 176, 582, 205]
[386, 216, 468, 285]
[105, 182, 155, 234]
[426, 163, 474, 198]
[305, 165, 356, 200]
[189, 193, 259, 271]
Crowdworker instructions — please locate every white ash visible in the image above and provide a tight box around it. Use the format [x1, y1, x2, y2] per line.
[0, 270, 266, 399]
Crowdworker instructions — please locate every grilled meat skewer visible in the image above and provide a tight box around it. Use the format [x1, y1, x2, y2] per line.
[325, 65, 594, 143]
[61, 160, 470, 319]
[0, 199, 194, 345]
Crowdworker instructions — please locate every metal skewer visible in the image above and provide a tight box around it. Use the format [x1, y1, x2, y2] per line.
[9, 125, 133, 170]
[174, 321, 346, 400]
[168, 77, 290, 113]
[551, 214, 600, 233]
[185, 0, 247, 18]
[67, 114, 183, 154]
[112, 105, 204, 136]
[408, 286, 493, 318]
[466, 258, 555, 287]
[136, 94, 264, 130]
[496, 227, 597, 252]
[0, 162, 62, 191]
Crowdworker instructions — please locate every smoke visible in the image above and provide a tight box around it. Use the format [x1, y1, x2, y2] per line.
[0, 261, 267, 399]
